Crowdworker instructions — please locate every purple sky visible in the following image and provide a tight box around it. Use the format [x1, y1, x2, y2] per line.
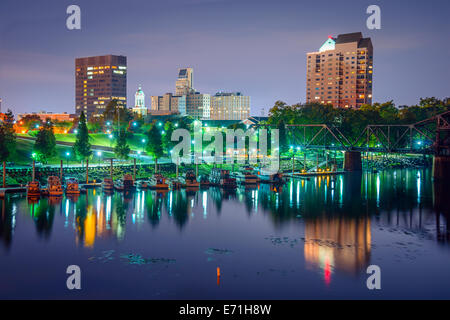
[0, 0, 449, 116]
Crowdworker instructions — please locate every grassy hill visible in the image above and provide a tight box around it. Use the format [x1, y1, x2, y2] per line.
[19, 131, 148, 151]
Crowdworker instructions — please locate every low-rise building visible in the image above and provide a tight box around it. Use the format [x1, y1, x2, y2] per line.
[210, 92, 250, 120]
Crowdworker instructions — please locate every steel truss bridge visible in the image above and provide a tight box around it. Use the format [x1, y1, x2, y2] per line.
[285, 111, 450, 156]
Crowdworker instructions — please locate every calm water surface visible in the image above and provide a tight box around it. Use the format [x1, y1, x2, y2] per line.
[1, 169, 449, 299]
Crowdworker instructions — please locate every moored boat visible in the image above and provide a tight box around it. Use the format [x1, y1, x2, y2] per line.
[170, 179, 182, 190]
[102, 178, 114, 192]
[256, 168, 285, 184]
[199, 174, 210, 187]
[210, 168, 237, 189]
[136, 180, 148, 189]
[123, 174, 134, 190]
[149, 174, 169, 190]
[65, 177, 80, 195]
[26, 180, 41, 197]
[235, 167, 259, 185]
[47, 176, 63, 196]
[114, 179, 124, 192]
[182, 169, 200, 188]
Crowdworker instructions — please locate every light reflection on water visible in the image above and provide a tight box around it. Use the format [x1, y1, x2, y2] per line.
[0, 168, 449, 299]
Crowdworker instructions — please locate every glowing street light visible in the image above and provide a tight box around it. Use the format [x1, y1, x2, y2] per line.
[65, 151, 70, 167]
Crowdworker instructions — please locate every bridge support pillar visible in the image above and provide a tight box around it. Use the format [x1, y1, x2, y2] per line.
[344, 151, 362, 172]
[433, 156, 450, 181]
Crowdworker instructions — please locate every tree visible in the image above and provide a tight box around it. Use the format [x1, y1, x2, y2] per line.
[146, 122, 164, 171]
[0, 127, 10, 162]
[103, 99, 132, 128]
[73, 111, 92, 165]
[114, 129, 130, 160]
[34, 118, 56, 163]
[0, 109, 16, 160]
[162, 121, 175, 154]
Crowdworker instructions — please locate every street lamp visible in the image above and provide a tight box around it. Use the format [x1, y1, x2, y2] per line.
[96, 151, 102, 165]
[66, 151, 70, 167]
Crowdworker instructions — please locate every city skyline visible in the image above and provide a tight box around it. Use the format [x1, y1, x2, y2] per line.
[1, 0, 449, 115]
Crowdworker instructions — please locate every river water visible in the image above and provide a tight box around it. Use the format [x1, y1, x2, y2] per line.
[0, 168, 449, 299]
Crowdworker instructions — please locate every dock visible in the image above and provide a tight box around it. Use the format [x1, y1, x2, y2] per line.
[0, 187, 27, 198]
[286, 171, 346, 179]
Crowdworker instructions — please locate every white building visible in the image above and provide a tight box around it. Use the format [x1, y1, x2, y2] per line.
[132, 85, 147, 116]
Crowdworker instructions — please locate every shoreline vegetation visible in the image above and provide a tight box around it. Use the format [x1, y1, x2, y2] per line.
[0, 98, 448, 186]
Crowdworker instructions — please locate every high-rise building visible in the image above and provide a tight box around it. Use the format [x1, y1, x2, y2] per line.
[133, 85, 147, 116]
[210, 92, 250, 120]
[75, 55, 127, 118]
[186, 93, 210, 119]
[175, 68, 194, 95]
[306, 32, 373, 108]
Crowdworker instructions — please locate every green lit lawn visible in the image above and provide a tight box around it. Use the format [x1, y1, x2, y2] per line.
[13, 139, 116, 166]
[18, 132, 148, 151]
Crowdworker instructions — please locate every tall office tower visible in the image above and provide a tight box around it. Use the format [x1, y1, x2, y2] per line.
[175, 68, 194, 95]
[306, 32, 373, 108]
[75, 55, 127, 118]
[132, 85, 147, 116]
[186, 93, 210, 119]
[210, 92, 250, 120]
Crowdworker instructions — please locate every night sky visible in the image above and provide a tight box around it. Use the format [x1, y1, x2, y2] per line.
[0, 0, 449, 115]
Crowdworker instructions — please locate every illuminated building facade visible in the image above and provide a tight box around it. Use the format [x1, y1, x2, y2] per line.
[210, 92, 250, 120]
[17, 112, 73, 122]
[186, 93, 210, 119]
[132, 85, 147, 116]
[306, 32, 373, 108]
[150, 93, 186, 115]
[75, 55, 127, 118]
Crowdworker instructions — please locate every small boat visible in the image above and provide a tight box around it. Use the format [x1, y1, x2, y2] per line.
[102, 178, 114, 192]
[114, 180, 124, 192]
[123, 174, 134, 190]
[149, 174, 169, 190]
[182, 169, 200, 188]
[26, 180, 41, 197]
[47, 176, 63, 196]
[235, 167, 259, 185]
[257, 168, 285, 184]
[170, 179, 183, 190]
[210, 168, 237, 189]
[136, 180, 148, 189]
[65, 177, 80, 195]
[199, 174, 210, 187]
